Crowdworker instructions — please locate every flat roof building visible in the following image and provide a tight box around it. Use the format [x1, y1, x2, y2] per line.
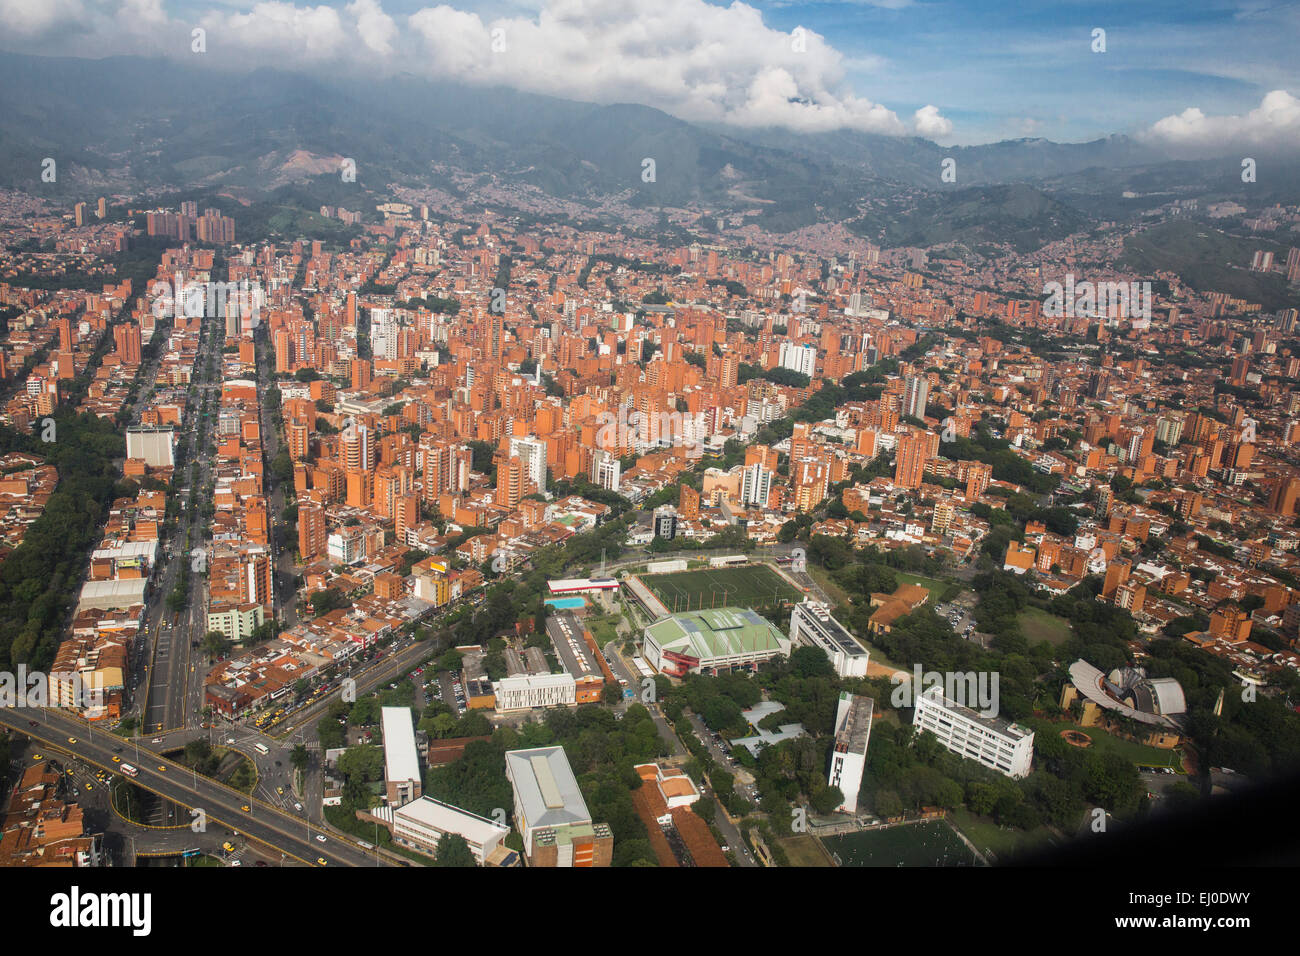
[790, 601, 870, 678]
[381, 706, 422, 806]
[504, 746, 613, 867]
[828, 692, 874, 813]
[493, 672, 576, 712]
[913, 686, 1034, 779]
[388, 796, 512, 865]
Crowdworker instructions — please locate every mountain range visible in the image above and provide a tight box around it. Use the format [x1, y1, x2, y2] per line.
[1, 52, 1297, 251]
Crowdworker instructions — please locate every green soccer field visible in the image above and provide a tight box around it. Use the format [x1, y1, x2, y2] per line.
[640, 563, 803, 613]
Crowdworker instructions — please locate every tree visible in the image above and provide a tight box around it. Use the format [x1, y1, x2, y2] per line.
[809, 784, 845, 815]
[434, 832, 477, 867]
[874, 789, 904, 819]
[203, 630, 229, 661]
[290, 744, 309, 773]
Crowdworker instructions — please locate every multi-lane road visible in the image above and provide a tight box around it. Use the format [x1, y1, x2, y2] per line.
[139, 309, 223, 735]
[0, 707, 391, 867]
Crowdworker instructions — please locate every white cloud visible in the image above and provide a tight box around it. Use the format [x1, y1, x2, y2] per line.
[201, 2, 349, 60]
[0, 0, 86, 36]
[912, 104, 952, 139]
[1144, 89, 1300, 152]
[347, 0, 396, 56]
[0, 0, 952, 140]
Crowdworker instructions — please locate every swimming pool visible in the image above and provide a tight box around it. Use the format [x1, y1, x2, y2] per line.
[545, 596, 587, 610]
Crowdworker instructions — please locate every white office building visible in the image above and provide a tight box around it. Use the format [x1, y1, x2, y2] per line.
[389, 796, 510, 864]
[789, 601, 870, 678]
[912, 685, 1035, 778]
[493, 672, 576, 712]
[779, 341, 817, 379]
[592, 450, 621, 491]
[828, 692, 873, 813]
[381, 706, 423, 805]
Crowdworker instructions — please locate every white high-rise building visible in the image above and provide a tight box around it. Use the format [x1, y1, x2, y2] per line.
[828, 692, 873, 813]
[739, 463, 773, 507]
[912, 685, 1035, 778]
[592, 451, 621, 492]
[903, 375, 929, 420]
[778, 341, 817, 379]
[509, 436, 548, 494]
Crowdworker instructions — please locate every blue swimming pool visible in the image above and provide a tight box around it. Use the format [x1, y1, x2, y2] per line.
[545, 596, 586, 609]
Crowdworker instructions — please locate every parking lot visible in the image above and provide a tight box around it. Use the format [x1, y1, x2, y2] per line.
[933, 601, 976, 640]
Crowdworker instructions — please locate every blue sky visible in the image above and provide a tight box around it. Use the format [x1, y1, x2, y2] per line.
[749, 0, 1297, 142]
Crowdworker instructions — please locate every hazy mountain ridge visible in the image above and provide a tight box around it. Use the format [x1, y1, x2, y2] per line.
[0, 52, 1293, 252]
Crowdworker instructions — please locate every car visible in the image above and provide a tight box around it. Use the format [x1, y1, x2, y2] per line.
[112, 747, 123, 754]
[85, 783, 93, 791]
[316, 857, 327, 866]
[294, 802, 303, 812]
[32, 754, 42, 761]
[157, 765, 166, 772]
[66, 769, 75, 777]
[315, 834, 326, 843]
[67, 737, 77, 744]
[151, 737, 163, 744]
[222, 841, 235, 853]
[27, 720, 37, 728]
[230, 860, 242, 867]
[277, 786, 284, 795]
[241, 805, 251, 812]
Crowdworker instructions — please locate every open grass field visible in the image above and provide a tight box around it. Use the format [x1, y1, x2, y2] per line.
[1032, 720, 1184, 770]
[778, 835, 834, 867]
[822, 821, 977, 867]
[1018, 606, 1074, 646]
[950, 808, 1058, 863]
[640, 563, 803, 613]
[895, 572, 959, 603]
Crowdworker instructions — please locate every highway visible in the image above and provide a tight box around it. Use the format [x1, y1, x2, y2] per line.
[140, 307, 223, 735]
[0, 707, 392, 868]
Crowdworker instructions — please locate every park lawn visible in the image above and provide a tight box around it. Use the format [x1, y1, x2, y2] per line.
[779, 834, 834, 867]
[1017, 606, 1074, 646]
[808, 563, 853, 608]
[1044, 721, 1184, 770]
[586, 614, 620, 647]
[896, 572, 958, 602]
[950, 809, 1058, 863]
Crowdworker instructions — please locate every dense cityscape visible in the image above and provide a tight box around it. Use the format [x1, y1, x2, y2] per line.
[0, 0, 1294, 935]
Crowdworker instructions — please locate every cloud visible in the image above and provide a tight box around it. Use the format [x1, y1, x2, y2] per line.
[347, 0, 396, 56]
[0, 0, 953, 140]
[912, 104, 952, 139]
[200, 2, 350, 60]
[0, 0, 87, 36]
[1143, 89, 1300, 152]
